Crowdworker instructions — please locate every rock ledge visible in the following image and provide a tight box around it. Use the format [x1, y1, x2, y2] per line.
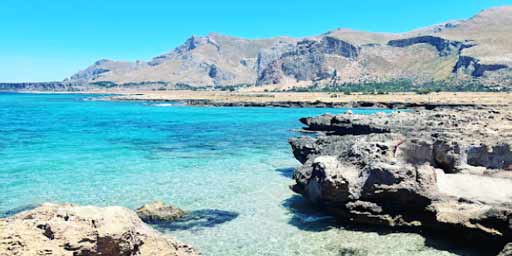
[290, 106, 512, 254]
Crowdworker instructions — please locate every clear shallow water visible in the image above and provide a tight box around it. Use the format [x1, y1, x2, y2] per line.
[0, 93, 472, 256]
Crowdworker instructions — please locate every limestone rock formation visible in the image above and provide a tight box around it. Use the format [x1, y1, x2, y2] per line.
[289, 106, 512, 253]
[136, 201, 186, 223]
[0, 203, 198, 256]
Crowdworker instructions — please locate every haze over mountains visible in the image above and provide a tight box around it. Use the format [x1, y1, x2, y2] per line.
[4, 6, 512, 91]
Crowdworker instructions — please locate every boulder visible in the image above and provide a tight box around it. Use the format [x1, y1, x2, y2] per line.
[0, 203, 198, 256]
[136, 201, 186, 223]
[291, 156, 361, 204]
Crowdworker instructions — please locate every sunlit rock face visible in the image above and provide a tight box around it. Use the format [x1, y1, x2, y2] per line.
[0, 203, 199, 256]
[290, 106, 512, 253]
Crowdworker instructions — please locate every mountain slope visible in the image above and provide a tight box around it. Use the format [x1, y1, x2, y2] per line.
[410, 6, 512, 65]
[67, 6, 512, 89]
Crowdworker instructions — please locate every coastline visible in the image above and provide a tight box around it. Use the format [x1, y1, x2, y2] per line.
[92, 90, 510, 108]
[2, 91, 512, 255]
[6, 90, 512, 108]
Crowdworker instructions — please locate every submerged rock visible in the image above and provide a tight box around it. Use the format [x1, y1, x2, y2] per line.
[136, 201, 186, 223]
[0, 203, 198, 256]
[289, 106, 512, 253]
[155, 209, 239, 231]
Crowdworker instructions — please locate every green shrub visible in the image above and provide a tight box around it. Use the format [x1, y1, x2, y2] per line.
[415, 88, 433, 95]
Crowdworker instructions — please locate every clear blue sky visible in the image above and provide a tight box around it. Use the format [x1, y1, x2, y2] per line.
[1, 0, 511, 82]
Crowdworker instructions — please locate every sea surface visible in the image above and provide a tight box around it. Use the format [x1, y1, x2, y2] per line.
[0, 93, 475, 256]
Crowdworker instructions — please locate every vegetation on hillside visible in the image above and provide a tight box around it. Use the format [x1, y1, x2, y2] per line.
[279, 80, 510, 94]
[80, 79, 512, 94]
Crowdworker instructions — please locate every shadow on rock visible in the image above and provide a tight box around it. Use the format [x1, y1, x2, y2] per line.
[337, 247, 369, 256]
[283, 195, 392, 234]
[154, 209, 239, 232]
[283, 195, 493, 256]
[275, 167, 295, 178]
[0, 204, 39, 218]
[282, 195, 338, 232]
[422, 235, 503, 256]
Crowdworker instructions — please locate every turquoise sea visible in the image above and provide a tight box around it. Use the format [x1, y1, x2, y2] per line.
[0, 93, 475, 256]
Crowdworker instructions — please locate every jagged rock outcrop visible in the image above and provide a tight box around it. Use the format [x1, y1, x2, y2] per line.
[257, 37, 359, 85]
[0, 203, 198, 256]
[255, 42, 294, 78]
[289, 107, 512, 253]
[136, 201, 186, 223]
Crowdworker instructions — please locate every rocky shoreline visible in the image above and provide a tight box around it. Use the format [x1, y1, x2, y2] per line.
[161, 99, 484, 110]
[2, 94, 512, 255]
[104, 97, 493, 110]
[0, 203, 199, 256]
[99, 91, 512, 109]
[289, 106, 512, 255]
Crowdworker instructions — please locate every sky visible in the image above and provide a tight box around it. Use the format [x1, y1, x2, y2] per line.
[1, 0, 511, 82]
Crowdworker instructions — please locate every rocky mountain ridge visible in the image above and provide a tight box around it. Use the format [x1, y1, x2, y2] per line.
[51, 6, 512, 90]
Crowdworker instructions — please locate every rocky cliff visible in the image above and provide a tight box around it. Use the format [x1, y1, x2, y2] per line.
[60, 6, 512, 90]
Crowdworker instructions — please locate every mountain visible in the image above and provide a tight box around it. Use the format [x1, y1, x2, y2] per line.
[67, 6, 512, 90]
